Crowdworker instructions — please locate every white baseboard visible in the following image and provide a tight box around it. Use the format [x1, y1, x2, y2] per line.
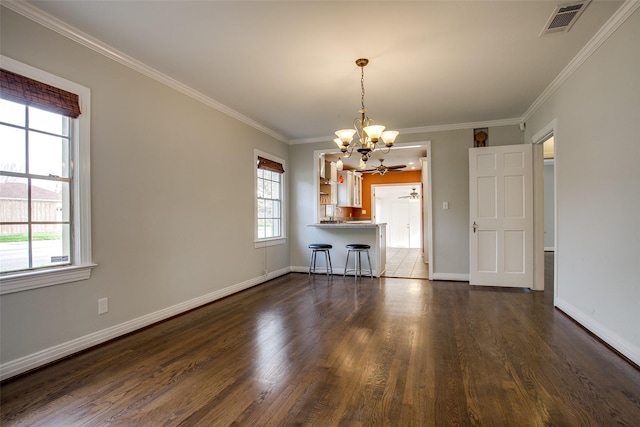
[0, 267, 291, 381]
[555, 297, 640, 366]
[432, 272, 470, 282]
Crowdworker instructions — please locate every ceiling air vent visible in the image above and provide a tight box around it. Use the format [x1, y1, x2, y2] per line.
[540, 0, 591, 36]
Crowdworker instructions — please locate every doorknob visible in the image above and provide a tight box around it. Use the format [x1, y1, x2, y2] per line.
[473, 221, 478, 233]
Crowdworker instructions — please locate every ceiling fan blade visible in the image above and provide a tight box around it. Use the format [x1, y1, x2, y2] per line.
[386, 165, 406, 169]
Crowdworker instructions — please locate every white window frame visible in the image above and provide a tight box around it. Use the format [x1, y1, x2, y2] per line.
[254, 149, 286, 248]
[0, 56, 95, 295]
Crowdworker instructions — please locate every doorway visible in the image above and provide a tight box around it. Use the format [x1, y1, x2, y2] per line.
[372, 183, 428, 279]
[532, 120, 557, 299]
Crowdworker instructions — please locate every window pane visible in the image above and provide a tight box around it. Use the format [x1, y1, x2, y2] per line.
[0, 99, 25, 127]
[0, 224, 30, 272]
[257, 177, 264, 198]
[31, 179, 68, 222]
[29, 131, 70, 177]
[0, 177, 29, 222]
[32, 223, 71, 269]
[0, 124, 26, 173]
[273, 200, 281, 218]
[29, 106, 69, 136]
[263, 219, 273, 238]
[263, 179, 272, 198]
[271, 180, 280, 199]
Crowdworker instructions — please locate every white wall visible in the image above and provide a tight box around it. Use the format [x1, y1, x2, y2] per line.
[525, 8, 640, 364]
[289, 125, 524, 279]
[0, 7, 289, 375]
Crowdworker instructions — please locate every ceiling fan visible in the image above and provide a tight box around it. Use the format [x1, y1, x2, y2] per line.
[363, 159, 406, 176]
[398, 188, 420, 200]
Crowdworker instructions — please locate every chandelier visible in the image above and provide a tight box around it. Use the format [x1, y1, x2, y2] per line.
[334, 58, 398, 170]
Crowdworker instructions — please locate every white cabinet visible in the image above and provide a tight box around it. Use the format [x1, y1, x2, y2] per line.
[319, 161, 338, 205]
[353, 172, 362, 208]
[337, 171, 363, 208]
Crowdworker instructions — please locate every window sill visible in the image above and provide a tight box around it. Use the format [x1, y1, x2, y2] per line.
[0, 264, 97, 295]
[254, 237, 287, 248]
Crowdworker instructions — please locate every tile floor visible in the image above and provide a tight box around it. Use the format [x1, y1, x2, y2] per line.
[384, 247, 429, 279]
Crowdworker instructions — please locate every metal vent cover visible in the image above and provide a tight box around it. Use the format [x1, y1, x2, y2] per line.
[540, 0, 591, 35]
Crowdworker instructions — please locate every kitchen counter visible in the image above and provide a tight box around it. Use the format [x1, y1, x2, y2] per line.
[306, 223, 387, 277]
[308, 222, 382, 228]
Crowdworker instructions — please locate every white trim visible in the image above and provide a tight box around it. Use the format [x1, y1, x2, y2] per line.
[254, 149, 287, 242]
[531, 119, 558, 299]
[556, 297, 640, 366]
[253, 238, 286, 248]
[544, 247, 555, 252]
[432, 273, 469, 282]
[0, 264, 96, 295]
[422, 144, 434, 280]
[522, 0, 640, 122]
[290, 119, 521, 145]
[0, 56, 95, 294]
[2, 0, 287, 143]
[0, 267, 291, 381]
[530, 119, 557, 145]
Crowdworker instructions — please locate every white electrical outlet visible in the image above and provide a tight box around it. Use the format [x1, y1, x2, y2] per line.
[98, 298, 108, 314]
[362, 209, 367, 214]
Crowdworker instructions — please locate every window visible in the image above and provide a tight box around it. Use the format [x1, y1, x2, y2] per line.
[255, 151, 285, 245]
[0, 56, 93, 294]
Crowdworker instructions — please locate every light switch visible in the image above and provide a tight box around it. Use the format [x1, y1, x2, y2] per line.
[443, 201, 449, 210]
[362, 209, 367, 214]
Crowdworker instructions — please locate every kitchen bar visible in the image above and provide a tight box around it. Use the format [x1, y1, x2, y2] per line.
[307, 223, 386, 277]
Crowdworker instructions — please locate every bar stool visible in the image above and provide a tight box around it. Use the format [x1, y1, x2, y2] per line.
[344, 244, 373, 280]
[308, 243, 333, 276]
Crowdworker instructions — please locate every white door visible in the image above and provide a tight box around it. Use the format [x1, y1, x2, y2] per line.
[389, 202, 410, 247]
[469, 144, 533, 287]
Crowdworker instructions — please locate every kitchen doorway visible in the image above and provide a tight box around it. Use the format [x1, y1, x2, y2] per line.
[372, 183, 428, 278]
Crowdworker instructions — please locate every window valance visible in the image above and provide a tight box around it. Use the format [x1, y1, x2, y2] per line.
[257, 156, 285, 174]
[0, 69, 81, 118]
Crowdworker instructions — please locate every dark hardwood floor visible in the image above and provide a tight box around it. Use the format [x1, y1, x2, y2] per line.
[2, 273, 639, 426]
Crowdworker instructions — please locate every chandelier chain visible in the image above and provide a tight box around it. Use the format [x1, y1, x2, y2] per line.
[360, 64, 366, 114]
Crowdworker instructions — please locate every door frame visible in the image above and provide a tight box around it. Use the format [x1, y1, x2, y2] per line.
[371, 182, 422, 249]
[531, 119, 558, 296]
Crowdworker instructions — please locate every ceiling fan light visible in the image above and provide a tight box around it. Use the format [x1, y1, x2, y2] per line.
[335, 129, 356, 144]
[363, 125, 385, 142]
[381, 130, 399, 146]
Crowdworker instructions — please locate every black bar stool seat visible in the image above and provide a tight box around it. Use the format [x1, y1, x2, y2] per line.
[308, 243, 333, 276]
[344, 244, 373, 280]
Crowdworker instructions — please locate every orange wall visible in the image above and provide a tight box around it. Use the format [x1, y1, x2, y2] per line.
[354, 170, 422, 218]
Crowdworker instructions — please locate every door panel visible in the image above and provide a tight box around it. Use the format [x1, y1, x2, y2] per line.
[470, 144, 533, 287]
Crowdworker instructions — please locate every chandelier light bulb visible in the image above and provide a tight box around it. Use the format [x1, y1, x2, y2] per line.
[381, 130, 399, 146]
[335, 129, 356, 144]
[336, 158, 344, 171]
[363, 125, 385, 142]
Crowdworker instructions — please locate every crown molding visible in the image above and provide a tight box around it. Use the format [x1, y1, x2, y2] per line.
[1, 0, 288, 143]
[521, 0, 640, 122]
[288, 118, 522, 145]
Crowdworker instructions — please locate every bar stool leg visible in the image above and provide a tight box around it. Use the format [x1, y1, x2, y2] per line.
[327, 250, 333, 275]
[365, 250, 373, 279]
[308, 250, 315, 276]
[323, 250, 331, 277]
[344, 250, 351, 278]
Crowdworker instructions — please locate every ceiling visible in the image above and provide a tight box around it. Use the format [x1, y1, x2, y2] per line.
[18, 1, 623, 144]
